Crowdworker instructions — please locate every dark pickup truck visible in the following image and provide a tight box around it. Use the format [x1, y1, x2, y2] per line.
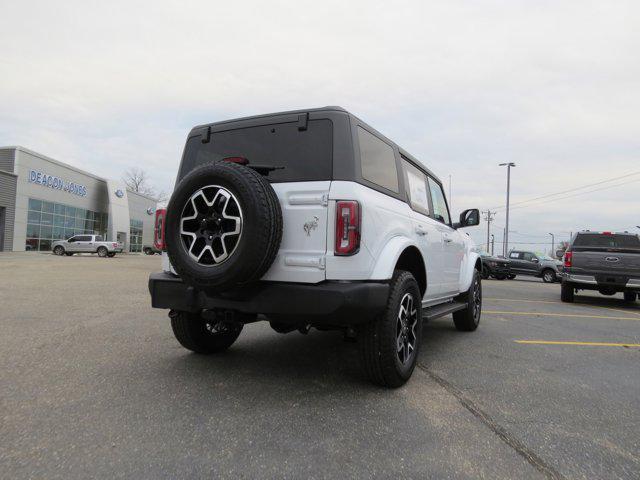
[561, 231, 640, 303]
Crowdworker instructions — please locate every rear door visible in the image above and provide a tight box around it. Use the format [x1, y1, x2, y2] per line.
[179, 117, 334, 284]
[427, 176, 463, 295]
[401, 158, 444, 298]
[508, 251, 526, 272]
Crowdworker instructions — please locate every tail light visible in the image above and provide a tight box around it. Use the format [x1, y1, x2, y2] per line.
[335, 200, 360, 256]
[563, 251, 572, 267]
[154, 208, 167, 250]
[112, 243, 118, 248]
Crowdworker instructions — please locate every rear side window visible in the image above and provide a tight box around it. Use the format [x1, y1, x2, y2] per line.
[357, 127, 399, 193]
[402, 159, 430, 215]
[573, 234, 640, 249]
[427, 177, 451, 225]
[95, 235, 103, 242]
[509, 251, 522, 259]
[180, 119, 333, 183]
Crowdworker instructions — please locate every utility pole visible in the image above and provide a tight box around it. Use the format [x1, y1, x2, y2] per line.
[502, 227, 506, 256]
[548, 233, 554, 257]
[448, 175, 452, 214]
[499, 162, 516, 257]
[490, 234, 495, 256]
[482, 210, 496, 253]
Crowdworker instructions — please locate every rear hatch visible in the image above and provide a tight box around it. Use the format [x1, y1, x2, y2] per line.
[178, 119, 334, 283]
[570, 233, 640, 278]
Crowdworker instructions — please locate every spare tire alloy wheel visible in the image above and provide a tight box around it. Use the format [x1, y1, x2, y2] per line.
[165, 161, 283, 292]
[180, 185, 242, 266]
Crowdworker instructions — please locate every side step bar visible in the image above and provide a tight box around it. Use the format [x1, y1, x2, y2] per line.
[422, 301, 467, 321]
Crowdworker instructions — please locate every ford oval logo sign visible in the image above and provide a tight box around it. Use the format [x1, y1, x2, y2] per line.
[146, 207, 155, 215]
[115, 189, 124, 198]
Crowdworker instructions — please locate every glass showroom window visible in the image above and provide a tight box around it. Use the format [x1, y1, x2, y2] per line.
[26, 198, 109, 251]
[129, 219, 143, 252]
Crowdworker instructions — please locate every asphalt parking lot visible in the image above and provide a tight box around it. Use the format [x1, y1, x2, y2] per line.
[1, 254, 639, 479]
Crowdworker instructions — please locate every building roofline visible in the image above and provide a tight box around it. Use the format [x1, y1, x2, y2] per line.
[0, 169, 18, 178]
[1, 146, 108, 182]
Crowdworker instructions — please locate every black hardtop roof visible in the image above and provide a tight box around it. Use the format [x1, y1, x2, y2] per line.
[191, 106, 441, 184]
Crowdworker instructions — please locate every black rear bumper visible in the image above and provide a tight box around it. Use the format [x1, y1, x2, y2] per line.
[148, 272, 389, 326]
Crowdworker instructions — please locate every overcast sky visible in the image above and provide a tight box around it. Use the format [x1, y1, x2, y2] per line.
[1, 1, 639, 254]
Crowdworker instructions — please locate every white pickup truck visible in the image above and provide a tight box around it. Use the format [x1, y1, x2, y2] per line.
[52, 234, 123, 257]
[149, 106, 482, 387]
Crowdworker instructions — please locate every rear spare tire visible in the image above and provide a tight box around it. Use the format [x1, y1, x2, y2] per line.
[165, 161, 282, 292]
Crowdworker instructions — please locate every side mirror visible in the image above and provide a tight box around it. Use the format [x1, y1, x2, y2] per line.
[454, 208, 480, 228]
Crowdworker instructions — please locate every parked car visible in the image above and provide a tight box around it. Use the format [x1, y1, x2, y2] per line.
[148, 106, 482, 388]
[479, 252, 511, 280]
[52, 235, 123, 257]
[143, 245, 161, 255]
[507, 250, 561, 283]
[561, 231, 640, 303]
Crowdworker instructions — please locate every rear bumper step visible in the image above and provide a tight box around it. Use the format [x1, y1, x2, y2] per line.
[148, 272, 389, 326]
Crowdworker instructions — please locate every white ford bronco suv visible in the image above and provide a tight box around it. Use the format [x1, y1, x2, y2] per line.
[149, 107, 482, 387]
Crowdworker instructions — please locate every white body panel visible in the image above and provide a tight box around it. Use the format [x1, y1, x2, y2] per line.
[162, 180, 478, 301]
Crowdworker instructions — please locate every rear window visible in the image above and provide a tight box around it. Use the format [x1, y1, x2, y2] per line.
[179, 119, 333, 183]
[357, 127, 399, 193]
[573, 233, 640, 249]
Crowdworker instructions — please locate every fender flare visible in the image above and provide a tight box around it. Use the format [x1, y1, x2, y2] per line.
[459, 250, 482, 292]
[370, 236, 420, 281]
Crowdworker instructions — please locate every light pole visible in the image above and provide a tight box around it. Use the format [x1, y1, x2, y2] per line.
[499, 162, 516, 256]
[548, 233, 554, 257]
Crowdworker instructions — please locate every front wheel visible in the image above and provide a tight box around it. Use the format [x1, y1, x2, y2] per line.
[170, 310, 243, 354]
[542, 269, 557, 283]
[53, 246, 65, 256]
[453, 269, 482, 331]
[358, 270, 423, 388]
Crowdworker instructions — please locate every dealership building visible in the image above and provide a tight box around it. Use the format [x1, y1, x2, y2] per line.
[0, 146, 158, 253]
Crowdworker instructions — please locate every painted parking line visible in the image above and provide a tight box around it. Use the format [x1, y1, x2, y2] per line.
[483, 310, 640, 321]
[485, 297, 640, 318]
[515, 340, 640, 348]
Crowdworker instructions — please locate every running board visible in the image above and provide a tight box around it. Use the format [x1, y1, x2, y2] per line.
[422, 301, 467, 321]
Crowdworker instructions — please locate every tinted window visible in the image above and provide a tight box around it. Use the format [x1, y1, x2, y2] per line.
[95, 235, 103, 242]
[509, 251, 522, 259]
[358, 127, 398, 192]
[76, 235, 92, 242]
[402, 159, 430, 215]
[427, 177, 450, 224]
[522, 252, 536, 261]
[180, 120, 333, 183]
[573, 233, 640, 249]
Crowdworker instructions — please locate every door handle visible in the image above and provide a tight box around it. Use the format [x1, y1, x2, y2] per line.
[443, 236, 453, 243]
[415, 226, 427, 236]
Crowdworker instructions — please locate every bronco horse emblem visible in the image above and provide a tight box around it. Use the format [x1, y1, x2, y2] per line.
[304, 216, 319, 236]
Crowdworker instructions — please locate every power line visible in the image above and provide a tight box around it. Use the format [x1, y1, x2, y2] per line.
[507, 178, 640, 212]
[492, 170, 640, 210]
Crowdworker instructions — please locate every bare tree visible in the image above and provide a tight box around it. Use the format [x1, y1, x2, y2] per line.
[122, 168, 168, 201]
